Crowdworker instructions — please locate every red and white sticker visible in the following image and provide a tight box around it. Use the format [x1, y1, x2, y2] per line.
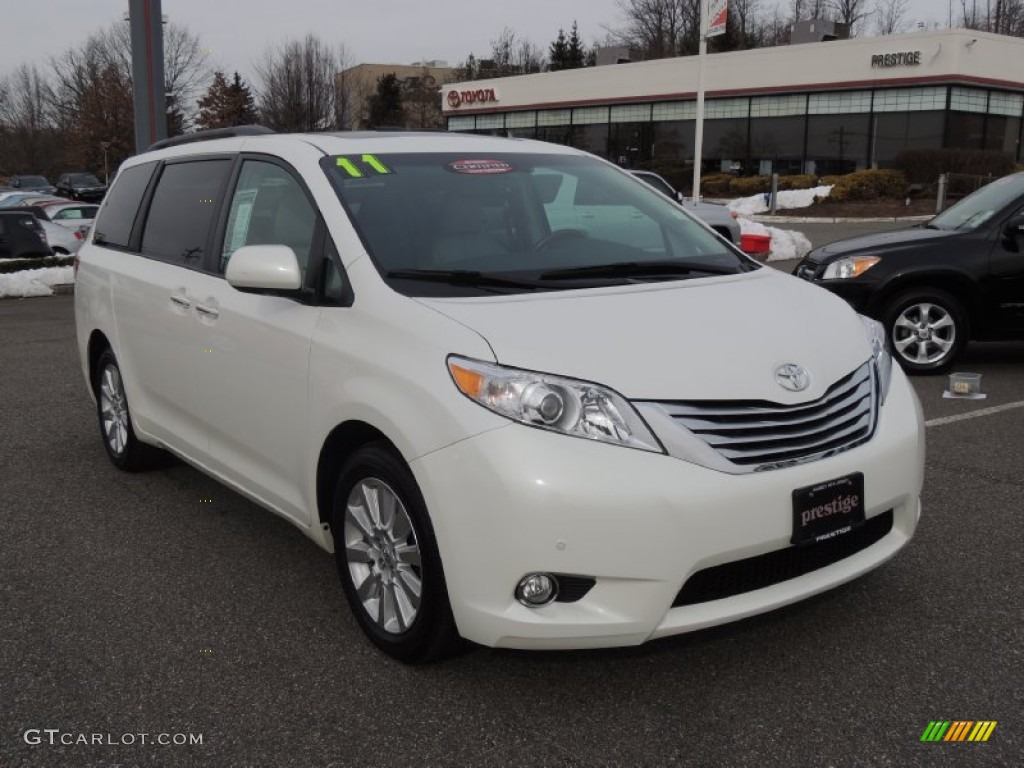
[448, 159, 513, 175]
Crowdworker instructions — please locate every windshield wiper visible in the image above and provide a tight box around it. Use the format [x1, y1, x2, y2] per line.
[539, 260, 737, 281]
[385, 268, 550, 291]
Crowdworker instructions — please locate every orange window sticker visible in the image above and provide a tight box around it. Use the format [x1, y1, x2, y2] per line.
[448, 159, 513, 175]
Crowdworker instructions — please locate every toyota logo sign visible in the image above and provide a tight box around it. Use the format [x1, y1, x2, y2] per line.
[447, 90, 462, 108]
[445, 87, 498, 109]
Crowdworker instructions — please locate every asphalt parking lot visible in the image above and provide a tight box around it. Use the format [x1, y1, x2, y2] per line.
[2, 277, 1021, 766]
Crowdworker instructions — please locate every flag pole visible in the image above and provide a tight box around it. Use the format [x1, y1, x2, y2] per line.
[691, 0, 709, 202]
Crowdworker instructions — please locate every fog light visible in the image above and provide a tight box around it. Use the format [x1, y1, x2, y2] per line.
[515, 573, 558, 607]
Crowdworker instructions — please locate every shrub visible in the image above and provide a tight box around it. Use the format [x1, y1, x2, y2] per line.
[777, 174, 818, 191]
[700, 173, 735, 196]
[728, 175, 771, 195]
[895, 148, 1016, 185]
[0, 256, 74, 274]
[822, 169, 906, 201]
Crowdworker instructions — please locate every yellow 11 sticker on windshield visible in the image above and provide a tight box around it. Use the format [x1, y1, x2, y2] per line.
[336, 155, 392, 178]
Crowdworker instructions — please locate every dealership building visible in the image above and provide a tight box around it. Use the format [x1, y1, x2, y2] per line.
[441, 29, 1024, 177]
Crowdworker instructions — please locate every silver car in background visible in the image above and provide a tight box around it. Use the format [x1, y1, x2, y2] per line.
[630, 170, 741, 245]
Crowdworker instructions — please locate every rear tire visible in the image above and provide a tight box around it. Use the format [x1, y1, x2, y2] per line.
[883, 288, 967, 374]
[331, 442, 463, 663]
[93, 348, 162, 471]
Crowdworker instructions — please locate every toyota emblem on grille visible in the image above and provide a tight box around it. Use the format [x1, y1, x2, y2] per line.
[775, 363, 810, 392]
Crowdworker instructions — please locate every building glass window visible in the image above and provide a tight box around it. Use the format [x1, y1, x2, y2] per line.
[750, 94, 806, 118]
[651, 121, 695, 165]
[984, 115, 1021, 156]
[609, 122, 654, 166]
[702, 118, 748, 174]
[990, 92, 1024, 117]
[873, 87, 947, 113]
[572, 106, 609, 125]
[949, 87, 989, 114]
[705, 97, 749, 120]
[536, 125, 573, 145]
[610, 104, 652, 123]
[506, 111, 536, 128]
[806, 114, 870, 175]
[872, 111, 944, 166]
[537, 109, 571, 126]
[570, 124, 610, 157]
[749, 115, 807, 175]
[475, 114, 504, 130]
[808, 91, 872, 115]
[947, 112, 986, 149]
[447, 115, 475, 131]
[652, 101, 695, 121]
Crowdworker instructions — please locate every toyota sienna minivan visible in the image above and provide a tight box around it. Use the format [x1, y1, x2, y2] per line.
[76, 129, 924, 662]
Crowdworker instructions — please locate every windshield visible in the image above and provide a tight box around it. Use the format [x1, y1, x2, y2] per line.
[71, 174, 101, 185]
[321, 152, 754, 296]
[930, 173, 1024, 231]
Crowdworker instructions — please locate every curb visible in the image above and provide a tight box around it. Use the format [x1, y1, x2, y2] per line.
[53, 283, 75, 296]
[748, 214, 933, 224]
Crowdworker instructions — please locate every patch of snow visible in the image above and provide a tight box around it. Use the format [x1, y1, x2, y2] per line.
[728, 185, 834, 216]
[738, 218, 813, 263]
[0, 266, 75, 299]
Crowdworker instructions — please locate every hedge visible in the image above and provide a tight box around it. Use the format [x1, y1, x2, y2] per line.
[0, 256, 75, 274]
[894, 148, 1016, 185]
[819, 169, 906, 201]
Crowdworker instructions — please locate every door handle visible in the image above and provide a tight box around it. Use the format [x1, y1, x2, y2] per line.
[194, 303, 219, 320]
[169, 294, 191, 309]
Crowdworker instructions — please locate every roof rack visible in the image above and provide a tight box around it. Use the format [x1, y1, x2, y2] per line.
[147, 125, 274, 152]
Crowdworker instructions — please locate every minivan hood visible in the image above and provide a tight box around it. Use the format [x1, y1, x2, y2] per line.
[418, 269, 871, 402]
[810, 225, 951, 261]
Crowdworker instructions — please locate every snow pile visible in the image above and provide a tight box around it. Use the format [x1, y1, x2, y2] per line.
[728, 185, 834, 216]
[738, 218, 813, 263]
[0, 266, 75, 298]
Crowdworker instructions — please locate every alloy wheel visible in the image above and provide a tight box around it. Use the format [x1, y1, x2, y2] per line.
[99, 364, 129, 455]
[891, 301, 956, 366]
[343, 478, 423, 635]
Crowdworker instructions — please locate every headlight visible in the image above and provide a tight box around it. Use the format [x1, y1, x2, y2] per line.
[447, 356, 663, 453]
[823, 256, 880, 280]
[859, 315, 892, 404]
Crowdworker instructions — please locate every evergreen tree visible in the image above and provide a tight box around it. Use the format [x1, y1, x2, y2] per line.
[196, 71, 259, 130]
[367, 73, 405, 129]
[549, 29, 570, 71]
[567, 22, 587, 68]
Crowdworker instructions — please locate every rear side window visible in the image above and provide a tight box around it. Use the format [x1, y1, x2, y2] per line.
[94, 162, 157, 249]
[141, 160, 231, 267]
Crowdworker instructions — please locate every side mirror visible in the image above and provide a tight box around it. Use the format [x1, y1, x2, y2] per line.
[676, 191, 685, 203]
[226, 245, 301, 293]
[1005, 213, 1024, 240]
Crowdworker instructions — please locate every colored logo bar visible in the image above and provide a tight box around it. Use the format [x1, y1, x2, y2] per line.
[920, 721, 997, 742]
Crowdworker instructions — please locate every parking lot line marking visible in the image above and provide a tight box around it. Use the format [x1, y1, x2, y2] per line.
[925, 400, 1024, 428]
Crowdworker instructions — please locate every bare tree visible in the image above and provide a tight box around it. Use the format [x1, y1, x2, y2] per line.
[488, 28, 546, 76]
[875, 0, 910, 33]
[0, 64, 59, 174]
[255, 34, 347, 132]
[831, 0, 871, 34]
[611, 0, 689, 59]
[959, 0, 1024, 33]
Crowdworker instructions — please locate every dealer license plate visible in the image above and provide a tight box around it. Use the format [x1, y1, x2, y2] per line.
[791, 473, 865, 545]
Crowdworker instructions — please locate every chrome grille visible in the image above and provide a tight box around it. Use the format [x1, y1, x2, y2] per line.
[652, 363, 877, 471]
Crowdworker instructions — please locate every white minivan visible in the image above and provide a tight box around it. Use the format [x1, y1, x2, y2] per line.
[76, 130, 924, 662]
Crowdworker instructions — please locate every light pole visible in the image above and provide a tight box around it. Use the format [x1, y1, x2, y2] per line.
[100, 141, 111, 184]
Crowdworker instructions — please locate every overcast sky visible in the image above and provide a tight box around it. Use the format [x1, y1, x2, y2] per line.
[1, 0, 947, 86]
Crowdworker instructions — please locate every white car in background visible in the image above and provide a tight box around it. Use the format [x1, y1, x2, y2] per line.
[76, 130, 924, 662]
[38, 201, 99, 230]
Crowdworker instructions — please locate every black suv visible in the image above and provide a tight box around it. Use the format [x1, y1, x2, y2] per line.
[794, 172, 1024, 373]
[9, 175, 57, 196]
[0, 210, 52, 259]
[56, 173, 107, 203]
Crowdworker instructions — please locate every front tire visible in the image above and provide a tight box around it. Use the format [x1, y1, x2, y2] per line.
[331, 442, 462, 663]
[883, 288, 967, 374]
[93, 348, 161, 471]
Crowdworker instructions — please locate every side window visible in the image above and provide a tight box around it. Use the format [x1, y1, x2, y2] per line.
[220, 161, 316, 276]
[93, 162, 157, 249]
[55, 209, 82, 220]
[141, 159, 231, 266]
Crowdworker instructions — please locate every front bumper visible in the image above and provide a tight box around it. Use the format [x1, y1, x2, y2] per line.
[412, 367, 924, 650]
